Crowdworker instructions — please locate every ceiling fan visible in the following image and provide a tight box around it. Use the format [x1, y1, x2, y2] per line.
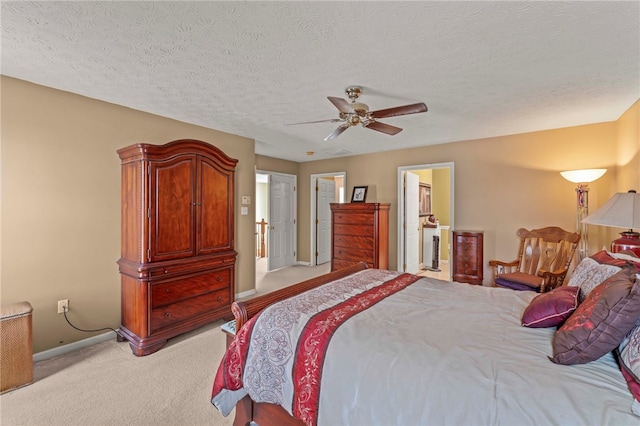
[289, 86, 428, 141]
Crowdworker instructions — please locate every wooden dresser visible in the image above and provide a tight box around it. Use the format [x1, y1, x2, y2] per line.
[330, 203, 390, 271]
[117, 139, 237, 356]
[452, 230, 484, 285]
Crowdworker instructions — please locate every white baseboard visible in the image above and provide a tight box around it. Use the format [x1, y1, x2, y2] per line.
[33, 331, 117, 362]
[236, 289, 257, 299]
[296, 261, 311, 266]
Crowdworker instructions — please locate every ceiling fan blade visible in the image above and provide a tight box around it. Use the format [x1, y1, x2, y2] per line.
[286, 118, 342, 126]
[363, 120, 403, 135]
[327, 97, 354, 113]
[324, 124, 351, 141]
[370, 102, 428, 119]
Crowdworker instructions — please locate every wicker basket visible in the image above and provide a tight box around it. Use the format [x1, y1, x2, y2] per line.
[0, 301, 33, 393]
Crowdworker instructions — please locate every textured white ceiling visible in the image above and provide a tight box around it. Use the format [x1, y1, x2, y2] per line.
[2, 1, 639, 162]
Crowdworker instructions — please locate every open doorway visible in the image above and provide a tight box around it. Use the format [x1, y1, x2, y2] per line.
[397, 163, 454, 279]
[310, 172, 346, 266]
[255, 171, 297, 272]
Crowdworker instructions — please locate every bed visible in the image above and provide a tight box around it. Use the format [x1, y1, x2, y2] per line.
[212, 254, 640, 426]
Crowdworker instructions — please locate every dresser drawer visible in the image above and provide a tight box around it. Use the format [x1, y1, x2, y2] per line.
[333, 224, 374, 237]
[333, 212, 375, 225]
[333, 234, 374, 249]
[151, 269, 230, 308]
[333, 246, 374, 263]
[150, 288, 230, 332]
[333, 259, 373, 271]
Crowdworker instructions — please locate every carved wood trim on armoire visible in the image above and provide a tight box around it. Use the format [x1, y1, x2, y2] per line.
[117, 139, 237, 356]
[330, 202, 390, 271]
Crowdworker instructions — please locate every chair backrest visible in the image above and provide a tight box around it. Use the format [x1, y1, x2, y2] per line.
[515, 227, 581, 276]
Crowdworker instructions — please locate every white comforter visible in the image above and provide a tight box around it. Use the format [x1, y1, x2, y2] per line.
[212, 269, 637, 425]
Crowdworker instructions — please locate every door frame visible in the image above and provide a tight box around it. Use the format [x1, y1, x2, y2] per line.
[310, 172, 346, 266]
[397, 162, 455, 277]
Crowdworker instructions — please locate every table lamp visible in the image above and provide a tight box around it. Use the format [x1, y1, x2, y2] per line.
[582, 189, 640, 256]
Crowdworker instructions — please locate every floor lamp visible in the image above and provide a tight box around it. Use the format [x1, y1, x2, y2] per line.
[560, 168, 607, 261]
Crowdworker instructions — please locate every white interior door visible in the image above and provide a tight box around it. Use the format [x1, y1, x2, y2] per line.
[404, 171, 420, 273]
[268, 173, 296, 271]
[316, 178, 335, 265]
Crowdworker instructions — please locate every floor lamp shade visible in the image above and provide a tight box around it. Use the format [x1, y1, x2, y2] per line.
[560, 168, 607, 260]
[582, 190, 640, 256]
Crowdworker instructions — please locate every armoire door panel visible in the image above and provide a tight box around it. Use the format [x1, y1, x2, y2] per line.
[150, 155, 196, 262]
[198, 157, 233, 254]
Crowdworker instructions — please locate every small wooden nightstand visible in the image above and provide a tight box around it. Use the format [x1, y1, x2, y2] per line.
[452, 231, 484, 285]
[221, 320, 236, 348]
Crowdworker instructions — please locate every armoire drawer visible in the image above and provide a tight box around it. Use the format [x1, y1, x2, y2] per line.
[150, 288, 230, 332]
[151, 268, 230, 308]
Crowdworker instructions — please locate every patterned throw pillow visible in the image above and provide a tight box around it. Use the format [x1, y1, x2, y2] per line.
[567, 251, 626, 301]
[618, 324, 640, 404]
[521, 286, 579, 328]
[551, 264, 640, 365]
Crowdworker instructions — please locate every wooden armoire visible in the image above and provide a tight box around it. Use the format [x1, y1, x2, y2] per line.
[330, 202, 390, 271]
[117, 139, 237, 356]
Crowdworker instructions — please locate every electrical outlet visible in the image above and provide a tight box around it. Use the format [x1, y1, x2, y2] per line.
[57, 299, 69, 314]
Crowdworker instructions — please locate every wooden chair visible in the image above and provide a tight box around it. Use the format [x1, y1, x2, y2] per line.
[489, 227, 580, 293]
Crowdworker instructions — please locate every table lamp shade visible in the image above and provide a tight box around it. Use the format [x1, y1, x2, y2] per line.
[582, 190, 640, 256]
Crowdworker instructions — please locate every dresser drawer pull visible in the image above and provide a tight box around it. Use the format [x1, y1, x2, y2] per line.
[165, 289, 170, 293]
[164, 269, 169, 274]
[164, 312, 171, 318]
[217, 296, 223, 302]
[217, 276, 223, 282]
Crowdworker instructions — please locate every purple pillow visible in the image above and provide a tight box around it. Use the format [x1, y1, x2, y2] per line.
[551, 265, 640, 365]
[521, 286, 579, 328]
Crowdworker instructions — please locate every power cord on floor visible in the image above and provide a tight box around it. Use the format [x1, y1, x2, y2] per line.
[62, 306, 122, 338]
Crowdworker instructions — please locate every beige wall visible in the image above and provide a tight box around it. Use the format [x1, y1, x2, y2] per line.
[1, 77, 256, 353]
[296, 106, 638, 283]
[2, 75, 637, 353]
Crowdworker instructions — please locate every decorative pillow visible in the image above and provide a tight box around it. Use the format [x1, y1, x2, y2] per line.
[496, 271, 543, 291]
[567, 251, 625, 301]
[607, 250, 640, 264]
[550, 264, 640, 365]
[521, 286, 579, 328]
[617, 323, 640, 412]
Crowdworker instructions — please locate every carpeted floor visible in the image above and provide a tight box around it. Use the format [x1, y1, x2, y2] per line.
[1, 320, 232, 426]
[0, 260, 330, 426]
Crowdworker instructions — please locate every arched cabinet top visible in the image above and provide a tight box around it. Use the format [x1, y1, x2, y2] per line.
[117, 139, 238, 170]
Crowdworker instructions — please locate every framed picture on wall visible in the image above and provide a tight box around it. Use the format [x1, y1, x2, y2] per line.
[351, 186, 368, 203]
[419, 183, 431, 216]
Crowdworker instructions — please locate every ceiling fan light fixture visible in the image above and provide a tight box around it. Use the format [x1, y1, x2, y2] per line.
[350, 102, 369, 114]
[297, 86, 428, 141]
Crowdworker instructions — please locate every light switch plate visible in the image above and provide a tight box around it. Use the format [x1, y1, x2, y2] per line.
[241, 206, 248, 215]
[241, 196, 251, 205]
